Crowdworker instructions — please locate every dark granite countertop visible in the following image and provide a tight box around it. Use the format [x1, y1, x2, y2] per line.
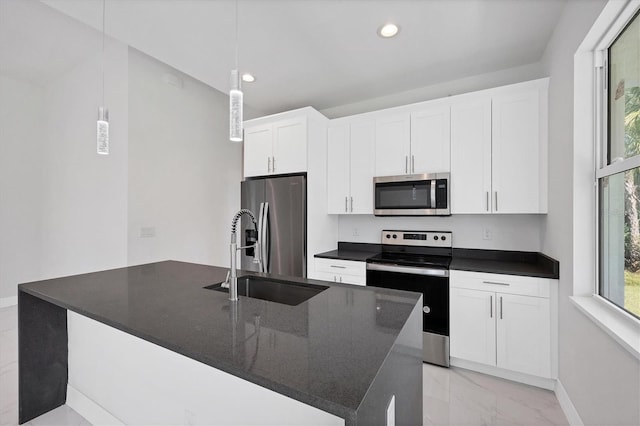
[18, 260, 421, 422]
[315, 242, 382, 262]
[450, 248, 559, 279]
[314, 242, 559, 279]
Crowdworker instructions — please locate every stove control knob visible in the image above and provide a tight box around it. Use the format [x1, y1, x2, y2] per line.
[441, 236, 447, 241]
[433, 236, 439, 240]
[392, 234, 397, 239]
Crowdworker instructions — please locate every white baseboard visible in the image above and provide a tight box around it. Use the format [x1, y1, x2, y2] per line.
[0, 296, 17, 308]
[66, 384, 124, 426]
[450, 357, 556, 390]
[554, 380, 583, 426]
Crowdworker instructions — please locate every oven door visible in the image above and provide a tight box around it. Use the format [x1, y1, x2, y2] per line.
[367, 262, 450, 367]
[366, 263, 449, 335]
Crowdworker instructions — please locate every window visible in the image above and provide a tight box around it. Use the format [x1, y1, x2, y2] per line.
[598, 10, 640, 319]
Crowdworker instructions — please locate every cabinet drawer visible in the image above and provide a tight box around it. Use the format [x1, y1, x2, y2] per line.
[314, 271, 366, 286]
[315, 258, 366, 276]
[450, 270, 550, 298]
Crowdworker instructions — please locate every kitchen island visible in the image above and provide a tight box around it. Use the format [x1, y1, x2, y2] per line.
[18, 261, 422, 425]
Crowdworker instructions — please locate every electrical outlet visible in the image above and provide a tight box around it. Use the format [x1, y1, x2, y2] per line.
[353, 227, 359, 237]
[483, 228, 492, 240]
[184, 409, 195, 426]
[140, 226, 156, 238]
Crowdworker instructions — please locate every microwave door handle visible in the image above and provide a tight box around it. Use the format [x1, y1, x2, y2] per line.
[430, 180, 436, 209]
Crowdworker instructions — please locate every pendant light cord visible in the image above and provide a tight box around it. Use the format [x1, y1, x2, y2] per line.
[102, 0, 105, 107]
[234, 0, 239, 71]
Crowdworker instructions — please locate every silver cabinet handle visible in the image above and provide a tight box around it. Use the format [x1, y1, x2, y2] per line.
[345, 196, 348, 213]
[486, 192, 489, 212]
[333, 276, 337, 282]
[330, 265, 346, 269]
[350, 196, 353, 212]
[495, 191, 498, 211]
[412, 155, 415, 173]
[268, 157, 272, 173]
[500, 296, 503, 319]
[483, 281, 510, 286]
[339, 276, 342, 283]
[490, 295, 493, 318]
[405, 156, 408, 174]
[272, 156, 276, 172]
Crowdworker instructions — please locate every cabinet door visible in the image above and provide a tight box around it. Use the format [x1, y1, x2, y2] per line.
[410, 105, 450, 173]
[375, 113, 410, 176]
[349, 121, 375, 214]
[273, 117, 307, 174]
[243, 124, 272, 177]
[496, 293, 551, 377]
[450, 97, 492, 214]
[492, 87, 543, 213]
[450, 287, 496, 366]
[327, 125, 350, 214]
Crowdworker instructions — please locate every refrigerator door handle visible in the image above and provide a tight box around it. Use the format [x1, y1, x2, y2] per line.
[260, 202, 270, 273]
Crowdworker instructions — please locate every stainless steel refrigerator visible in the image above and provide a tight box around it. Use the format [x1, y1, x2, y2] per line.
[240, 174, 306, 278]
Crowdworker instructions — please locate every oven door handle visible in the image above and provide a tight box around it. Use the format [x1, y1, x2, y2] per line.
[366, 262, 449, 277]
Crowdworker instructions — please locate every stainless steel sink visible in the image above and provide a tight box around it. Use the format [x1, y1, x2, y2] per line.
[204, 276, 328, 306]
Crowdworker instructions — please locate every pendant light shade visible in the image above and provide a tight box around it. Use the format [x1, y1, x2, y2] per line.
[229, 0, 243, 142]
[97, 107, 109, 155]
[229, 69, 243, 142]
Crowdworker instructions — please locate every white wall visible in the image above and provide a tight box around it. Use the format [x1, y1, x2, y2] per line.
[338, 214, 544, 251]
[320, 62, 544, 119]
[541, 1, 640, 425]
[39, 39, 129, 280]
[0, 76, 44, 300]
[127, 48, 242, 267]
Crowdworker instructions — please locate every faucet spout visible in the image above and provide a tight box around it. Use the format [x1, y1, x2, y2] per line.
[228, 209, 261, 301]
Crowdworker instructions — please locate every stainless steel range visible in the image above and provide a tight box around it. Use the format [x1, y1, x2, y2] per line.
[366, 230, 451, 367]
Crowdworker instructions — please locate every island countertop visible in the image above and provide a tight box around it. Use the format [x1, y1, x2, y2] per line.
[18, 260, 422, 424]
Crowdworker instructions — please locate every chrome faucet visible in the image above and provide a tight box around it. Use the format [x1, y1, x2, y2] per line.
[224, 209, 262, 301]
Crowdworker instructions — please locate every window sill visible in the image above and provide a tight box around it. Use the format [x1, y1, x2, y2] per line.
[570, 295, 640, 361]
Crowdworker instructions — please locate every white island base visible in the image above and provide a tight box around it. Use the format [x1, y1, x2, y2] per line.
[66, 311, 344, 426]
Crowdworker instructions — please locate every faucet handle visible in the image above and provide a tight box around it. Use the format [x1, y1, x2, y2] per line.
[221, 271, 231, 289]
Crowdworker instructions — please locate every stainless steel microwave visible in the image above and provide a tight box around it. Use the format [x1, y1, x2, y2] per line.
[374, 173, 450, 216]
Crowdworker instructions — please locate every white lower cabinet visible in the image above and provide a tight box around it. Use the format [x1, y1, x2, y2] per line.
[314, 258, 366, 286]
[450, 270, 553, 379]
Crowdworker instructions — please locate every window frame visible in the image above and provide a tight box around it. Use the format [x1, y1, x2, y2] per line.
[594, 3, 640, 320]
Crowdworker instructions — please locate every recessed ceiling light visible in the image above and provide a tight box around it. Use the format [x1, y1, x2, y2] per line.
[379, 23, 399, 38]
[242, 73, 255, 83]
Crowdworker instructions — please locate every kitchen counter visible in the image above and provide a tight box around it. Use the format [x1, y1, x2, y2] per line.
[18, 261, 422, 425]
[450, 248, 559, 279]
[314, 242, 382, 262]
[314, 242, 559, 279]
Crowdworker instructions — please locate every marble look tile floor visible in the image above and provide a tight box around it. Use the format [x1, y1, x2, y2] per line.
[1, 305, 567, 426]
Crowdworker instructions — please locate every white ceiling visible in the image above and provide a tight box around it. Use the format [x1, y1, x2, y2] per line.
[2, 0, 567, 115]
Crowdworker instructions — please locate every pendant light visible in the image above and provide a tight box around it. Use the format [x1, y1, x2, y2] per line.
[97, 0, 109, 155]
[229, 0, 243, 142]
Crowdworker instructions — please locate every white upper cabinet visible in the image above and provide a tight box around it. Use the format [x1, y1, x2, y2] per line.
[450, 78, 548, 214]
[374, 105, 451, 176]
[410, 104, 451, 174]
[243, 114, 307, 178]
[327, 120, 375, 214]
[375, 113, 410, 176]
[492, 84, 547, 213]
[450, 97, 492, 214]
[243, 124, 273, 178]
